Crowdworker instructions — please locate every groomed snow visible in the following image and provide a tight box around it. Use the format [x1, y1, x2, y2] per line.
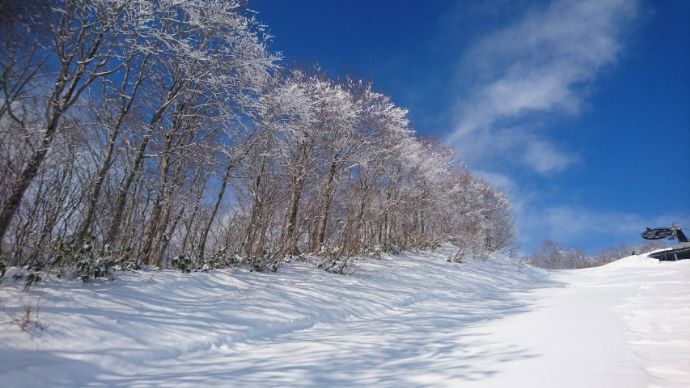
[1, 245, 688, 387]
[462, 254, 690, 388]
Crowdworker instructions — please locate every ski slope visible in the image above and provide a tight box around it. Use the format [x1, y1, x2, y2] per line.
[463, 254, 690, 388]
[1, 245, 688, 387]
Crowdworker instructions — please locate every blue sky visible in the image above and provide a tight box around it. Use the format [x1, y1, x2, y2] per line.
[252, 0, 690, 253]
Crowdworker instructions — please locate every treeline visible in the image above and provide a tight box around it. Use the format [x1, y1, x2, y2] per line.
[0, 0, 513, 275]
[525, 240, 667, 269]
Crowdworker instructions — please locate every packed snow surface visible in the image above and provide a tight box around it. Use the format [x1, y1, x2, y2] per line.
[1, 245, 688, 387]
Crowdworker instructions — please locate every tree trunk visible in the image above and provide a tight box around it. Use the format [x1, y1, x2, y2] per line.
[106, 133, 149, 247]
[76, 124, 121, 242]
[283, 172, 306, 255]
[198, 161, 232, 260]
[76, 54, 146, 242]
[356, 181, 371, 246]
[314, 157, 339, 250]
[104, 80, 173, 248]
[0, 114, 61, 254]
[152, 152, 186, 266]
[243, 157, 266, 257]
[141, 135, 173, 265]
[181, 176, 207, 254]
[0, 16, 114, 253]
[159, 202, 186, 263]
[283, 144, 310, 255]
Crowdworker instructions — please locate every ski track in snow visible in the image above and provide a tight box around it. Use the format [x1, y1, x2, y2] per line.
[1, 244, 688, 387]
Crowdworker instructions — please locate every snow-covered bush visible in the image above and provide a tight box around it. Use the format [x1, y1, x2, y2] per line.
[316, 245, 355, 275]
[196, 247, 244, 271]
[248, 254, 280, 273]
[51, 237, 117, 282]
[75, 256, 116, 282]
[370, 245, 384, 259]
[171, 255, 192, 274]
[382, 244, 402, 255]
[1, 267, 43, 290]
[448, 249, 464, 263]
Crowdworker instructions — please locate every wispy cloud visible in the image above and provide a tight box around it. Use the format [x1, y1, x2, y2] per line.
[444, 0, 646, 252]
[523, 140, 577, 174]
[449, 0, 638, 175]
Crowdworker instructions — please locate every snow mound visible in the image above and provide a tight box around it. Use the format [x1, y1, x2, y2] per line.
[598, 254, 660, 269]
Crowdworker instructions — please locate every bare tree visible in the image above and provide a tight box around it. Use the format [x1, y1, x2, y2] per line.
[0, 0, 141, 252]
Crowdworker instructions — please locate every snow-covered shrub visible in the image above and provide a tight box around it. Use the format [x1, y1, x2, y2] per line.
[171, 255, 192, 274]
[370, 245, 384, 259]
[108, 246, 143, 272]
[317, 245, 355, 275]
[51, 237, 117, 282]
[447, 249, 464, 263]
[249, 255, 280, 273]
[202, 249, 225, 271]
[382, 244, 402, 255]
[420, 241, 440, 251]
[23, 272, 42, 290]
[75, 256, 116, 282]
[112, 258, 144, 272]
[286, 253, 308, 263]
[227, 253, 245, 267]
[196, 247, 244, 271]
[448, 245, 491, 262]
[1, 267, 43, 290]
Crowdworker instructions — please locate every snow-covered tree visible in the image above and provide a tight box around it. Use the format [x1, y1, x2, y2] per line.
[0, 1, 514, 272]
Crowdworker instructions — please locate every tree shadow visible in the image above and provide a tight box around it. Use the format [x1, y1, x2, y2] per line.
[0, 349, 109, 387]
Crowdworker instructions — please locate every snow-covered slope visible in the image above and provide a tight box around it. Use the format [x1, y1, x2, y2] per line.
[1, 247, 688, 387]
[0, 245, 549, 386]
[462, 254, 690, 388]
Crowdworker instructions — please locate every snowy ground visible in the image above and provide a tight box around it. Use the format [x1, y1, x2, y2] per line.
[1, 245, 688, 387]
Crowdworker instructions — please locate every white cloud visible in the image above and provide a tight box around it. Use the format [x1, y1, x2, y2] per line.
[523, 140, 578, 174]
[448, 0, 638, 175]
[439, 0, 663, 253]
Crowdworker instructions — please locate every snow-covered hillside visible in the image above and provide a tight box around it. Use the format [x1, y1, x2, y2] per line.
[463, 254, 690, 388]
[1, 245, 688, 387]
